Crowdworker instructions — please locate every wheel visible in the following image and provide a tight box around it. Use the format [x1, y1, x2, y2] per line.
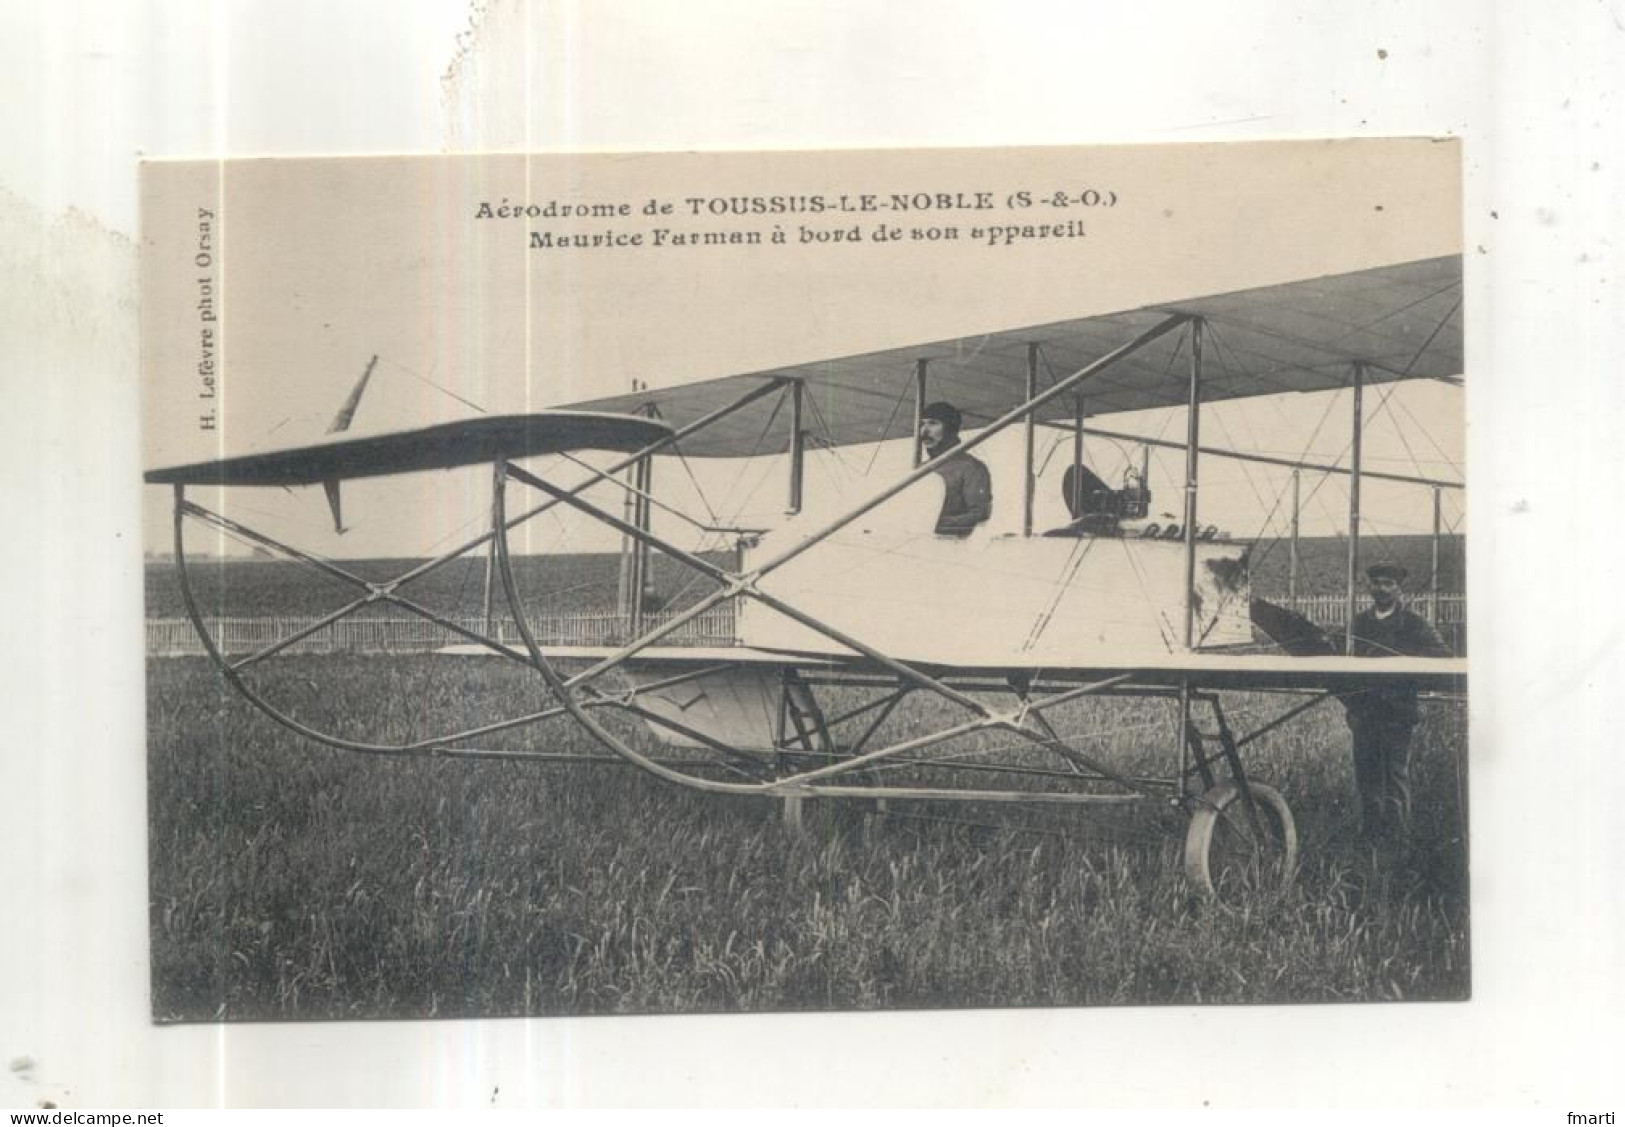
[1184, 782, 1297, 901]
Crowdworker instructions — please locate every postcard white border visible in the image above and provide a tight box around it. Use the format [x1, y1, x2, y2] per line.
[3, 0, 1619, 1110]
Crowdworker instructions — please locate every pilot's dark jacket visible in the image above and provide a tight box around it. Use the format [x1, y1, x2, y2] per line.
[1344, 603, 1450, 839]
[1348, 605, 1451, 722]
[930, 447, 993, 537]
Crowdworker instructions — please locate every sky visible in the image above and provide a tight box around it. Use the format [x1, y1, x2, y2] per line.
[133, 140, 1465, 562]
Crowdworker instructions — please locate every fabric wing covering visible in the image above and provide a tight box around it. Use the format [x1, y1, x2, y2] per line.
[573, 256, 1462, 458]
[144, 412, 675, 486]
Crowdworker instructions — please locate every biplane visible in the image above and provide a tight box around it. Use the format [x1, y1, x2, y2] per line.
[146, 254, 1467, 900]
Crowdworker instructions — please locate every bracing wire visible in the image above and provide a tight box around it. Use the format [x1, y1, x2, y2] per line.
[862, 363, 919, 477]
[711, 387, 789, 521]
[1020, 536, 1095, 653]
[1390, 392, 1466, 483]
[801, 384, 863, 481]
[553, 448, 723, 535]
[665, 439, 726, 529]
[374, 354, 490, 417]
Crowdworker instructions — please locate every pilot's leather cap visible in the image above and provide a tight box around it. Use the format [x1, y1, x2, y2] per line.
[920, 401, 962, 432]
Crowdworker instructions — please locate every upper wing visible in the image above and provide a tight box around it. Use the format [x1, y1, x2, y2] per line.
[571, 256, 1463, 457]
[144, 412, 673, 487]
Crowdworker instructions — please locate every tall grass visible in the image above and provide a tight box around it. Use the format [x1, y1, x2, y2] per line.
[147, 656, 1468, 1020]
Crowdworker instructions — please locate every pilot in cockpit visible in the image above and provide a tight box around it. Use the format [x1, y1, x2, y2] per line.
[919, 401, 992, 537]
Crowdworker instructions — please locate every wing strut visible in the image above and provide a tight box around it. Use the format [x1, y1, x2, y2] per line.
[1344, 362, 1365, 653]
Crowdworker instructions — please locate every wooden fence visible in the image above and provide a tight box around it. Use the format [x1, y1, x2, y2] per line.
[145, 607, 739, 657]
[1280, 592, 1467, 653]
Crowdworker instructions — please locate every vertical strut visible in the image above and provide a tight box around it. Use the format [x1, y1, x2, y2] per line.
[1344, 362, 1365, 654]
[1184, 689, 1216, 791]
[1023, 343, 1038, 537]
[1182, 318, 1204, 650]
[1177, 318, 1204, 799]
[485, 461, 502, 636]
[1288, 468, 1301, 607]
[617, 459, 637, 622]
[1430, 485, 1442, 625]
[1177, 680, 1195, 796]
[1140, 443, 1151, 517]
[1072, 394, 1086, 497]
[912, 358, 928, 468]
[630, 455, 653, 638]
[788, 378, 805, 515]
[616, 401, 655, 640]
[482, 531, 497, 636]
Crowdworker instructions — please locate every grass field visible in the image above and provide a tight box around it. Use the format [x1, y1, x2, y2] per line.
[147, 654, 1469, 1020]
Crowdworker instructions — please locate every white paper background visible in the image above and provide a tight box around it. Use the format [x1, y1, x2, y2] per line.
[2, 0, 1619, 1109]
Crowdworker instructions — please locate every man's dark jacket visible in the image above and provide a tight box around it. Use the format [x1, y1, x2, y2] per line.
[931, 447, 992, 536]
[1347, 605, 1451, 724]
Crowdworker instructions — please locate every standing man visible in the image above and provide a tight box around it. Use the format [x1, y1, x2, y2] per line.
[1344, 562, 1452, 843]
[918, 401, 992, 537]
